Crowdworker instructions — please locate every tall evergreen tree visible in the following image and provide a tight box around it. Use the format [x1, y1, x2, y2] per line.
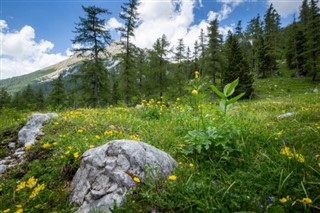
[0, 87, 11, 110]
[48, 74, 66, 108]
[72, 5, 111, 106]
[224, 33, 254, 99]
[199, 29, 207, 75]
[264, 4, 281, 76]
[118, 0, 140, 105]
[174, 38, 186, 96]
[151, 35, 170, 98]
[308, 0, 320, 80]
[246, 14, 263, 73]
[207, 19, 222, 99]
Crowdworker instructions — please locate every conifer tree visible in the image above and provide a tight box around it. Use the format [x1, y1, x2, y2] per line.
[174, 38, 186, 96]
[308, 0, 320, 80]
[48, 74, 66, 108]
[199, 29, 207, 75]
[246, 14, 263, 73]
[72, 5, 111, 107]
[0, 87, 11, 110]
[151, 35, 170, 98]
[264, 3, 281, 76]
[207, 19, 222, 99]
[224, 33, 254, 99]
[118, 0, 140, 105]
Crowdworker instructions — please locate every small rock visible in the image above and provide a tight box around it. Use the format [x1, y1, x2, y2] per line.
[8, 142, 16, 149]
[277, 112, 295, 118]
[18, 113, 58, 147]
[135, 104, 144, 109]
[0, 165, 6, 174]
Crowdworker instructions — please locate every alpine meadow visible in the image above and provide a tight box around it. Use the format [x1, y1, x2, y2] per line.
[0, 0, 320, 212]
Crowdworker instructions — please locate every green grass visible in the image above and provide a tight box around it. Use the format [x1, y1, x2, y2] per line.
[0, 75, 319, 213]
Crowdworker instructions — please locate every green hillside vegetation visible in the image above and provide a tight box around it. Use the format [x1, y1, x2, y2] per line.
[0, 74, 319, 212]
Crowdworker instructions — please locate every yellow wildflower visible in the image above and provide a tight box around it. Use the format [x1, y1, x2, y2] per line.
[65, 151, 70, 155]
[53, 142, 58, 145]
[176, 98, 180, 101]
[16, 181, 26, 191]
[26, 176, 38, 189]
[25, 145, 32, 151]
[191, 89, 198, 95]
[178, 162, 183, 165]
[3, 209, 10, 213]
[95, 135, 101, 139]
[279, 197, 288, 204]
[60, 155, 65, 159]
[130, 135, 139, 141]
[78, 129, 84, 133]
[195, 71, 199, 79]
[280, 146, 294, 158]
[189, 163, 194, 167]
[14, 209, 23, 213]
[29, 183, 45, 199]
[277, 131, 283, 136]
[299, 198, 312, 204]
[54, 122, 59, 125]
[295, 154, 305, 163]
[42, 142, 50, 149]
[15, 205, 22, 209]
[133, 177, 141, 183]
[89, 145, 95, 148]
[74, 152, 79, 158]
[168, 175, 177, 181]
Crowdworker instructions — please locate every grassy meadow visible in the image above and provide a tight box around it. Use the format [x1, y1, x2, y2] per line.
[0, 74, 319, 212]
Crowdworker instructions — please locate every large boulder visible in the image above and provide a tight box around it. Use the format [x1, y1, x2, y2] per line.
[18, 113, 58, 147]
[70, 140, 177, 213]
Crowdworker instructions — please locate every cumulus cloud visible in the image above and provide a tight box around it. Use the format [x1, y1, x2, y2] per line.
[0, 20, 67, 79]
[105, 17, 124, 30]
[267, 0, 319, 17]
[130, 0, 236, 51]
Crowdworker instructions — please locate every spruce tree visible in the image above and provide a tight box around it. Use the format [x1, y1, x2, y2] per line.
[118, 0, 140, 105]
[199, 29, 207, 75]
[207, 19, 222, 99]
[264, 4, 281, 76]
[174, 38, 186, 96]
[72, 5, 111, 107]
[0, 87, 11, 110]
[246, 14, 263, 73]
[48, 74, 66, 108]
[308, 0, 320, 80]
[224, 33, 254, 99]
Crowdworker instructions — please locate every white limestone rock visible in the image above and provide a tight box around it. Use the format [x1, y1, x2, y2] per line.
[18, 113, 58, 147]
[70, 140, 177, 213]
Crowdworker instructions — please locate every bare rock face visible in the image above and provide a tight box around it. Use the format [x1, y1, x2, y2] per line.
[18, 113, 58, 147]
[70, 140, 177, 213]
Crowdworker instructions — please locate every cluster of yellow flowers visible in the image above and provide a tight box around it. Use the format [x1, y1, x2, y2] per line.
[280, 145, 305, 163]
[130, 134, 140, 141]
[15, 176, 45, 203]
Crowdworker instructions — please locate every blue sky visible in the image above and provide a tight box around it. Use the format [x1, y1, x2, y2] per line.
[0, 0, 314, 79]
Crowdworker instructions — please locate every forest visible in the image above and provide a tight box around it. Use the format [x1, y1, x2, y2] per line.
[0, 0, 318, 111]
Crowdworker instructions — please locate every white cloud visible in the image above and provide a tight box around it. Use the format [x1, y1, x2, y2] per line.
[0, 20, 67, 79]
[267, 0, 319, 18]
[0, 20, 8, 30]
[106, 17, 124, 30]
[133, 0, 213, 53]
[208, 4, 233, 21]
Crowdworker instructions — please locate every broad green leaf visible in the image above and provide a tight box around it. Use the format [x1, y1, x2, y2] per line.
[227, 93, 245, 105]
[223, 78, 239, 97]
[210, 85, 226, 99]
[219, 99, 227, 113]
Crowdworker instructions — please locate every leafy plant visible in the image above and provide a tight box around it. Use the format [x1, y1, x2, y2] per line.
[183, 126, 220, 155]
[210, 78, 245, 114]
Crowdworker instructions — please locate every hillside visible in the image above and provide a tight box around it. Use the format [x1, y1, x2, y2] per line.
[0, 41, 124, 95]
[0, 75, 319, 212]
